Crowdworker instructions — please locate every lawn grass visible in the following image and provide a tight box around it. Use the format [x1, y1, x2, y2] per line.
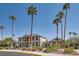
[20, 52, 42, 56]
[0, 50, 42, 56]
[30, 54, 42, 56]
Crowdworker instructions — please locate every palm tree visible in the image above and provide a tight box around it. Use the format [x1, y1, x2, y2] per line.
[72, 32, 78, 49]
[53, 18, 60, 41]
[72, 32, 78, 36]
[68, 32, 78, 38]
[9, 16, 16, 48]
[27, 5, 37, 47]
[56, 11, 64, 48]
[56, 11, 64, 40]
[69, 32, 72, 38]
[63, 3, 70, 48]
[0, 25, 4, 40]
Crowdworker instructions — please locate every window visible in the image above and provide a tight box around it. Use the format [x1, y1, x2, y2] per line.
[20, 43, 21, 47]
[36, 36, 38, 40]
[19, 38, 21, 41]
[32, 36, 34, 41]
[23, 37, 26, 41]
[24, 37, 29, 41]
[23, 37, 29, 41]
[32, 42, 34, 46]
[25, 37, 27, 39]
[26, 43, 29, 47]
[36, 42, 39, 46]
[26, 39, 29, 41]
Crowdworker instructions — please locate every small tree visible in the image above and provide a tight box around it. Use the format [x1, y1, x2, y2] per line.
[3, 37, 14, 47]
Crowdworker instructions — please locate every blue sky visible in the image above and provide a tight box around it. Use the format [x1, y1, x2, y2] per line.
[0, 3, 79, 41]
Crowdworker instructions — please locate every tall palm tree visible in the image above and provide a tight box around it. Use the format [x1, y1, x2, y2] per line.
[0, 25, 4, 40]
[56, 11, 64, 47]
[56, 11, 64, 40]
[53, 18, 60, 41]
[27, 5, 37, 47]
[56, 11, 64, 48]
[63, 3, 70, 48]
[9, 16, 16, 48]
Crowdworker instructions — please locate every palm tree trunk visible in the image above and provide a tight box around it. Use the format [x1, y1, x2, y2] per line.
[61, 21, 63, 48]
[1, 29, 3, 40]
[57, 24, 58, 39]
[11, 20, 14, 48]
[64, 9, 67, 48]
[12, 20, 13, 39]
[30, 14, 34, 48]
[56, 24, 58, 45]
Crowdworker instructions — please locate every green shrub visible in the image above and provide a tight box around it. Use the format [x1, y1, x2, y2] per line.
[64, 48, 74, 53]
[47, 48, 52, 53]
[74, 46, 79, 49]
[53, 43, 61, 48]
[42, 48, 48, 53]
[43, 47, 58, 53]
[35, 47, 43, 51]
[31, 48, 37, 51]
[0, 47, 3, 50]
[46, 47, 58, 53]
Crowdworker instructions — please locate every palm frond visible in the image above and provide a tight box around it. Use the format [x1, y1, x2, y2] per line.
[9, 16, 16, 20]
[27, 5, 37, 15]
[63, 3, 70, 10]
[0, 25, 4, 30]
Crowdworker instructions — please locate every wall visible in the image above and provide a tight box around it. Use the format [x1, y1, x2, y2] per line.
[40, 37, 47, 46]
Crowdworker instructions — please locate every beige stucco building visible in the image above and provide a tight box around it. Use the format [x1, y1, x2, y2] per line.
[18, 34, 47, 47]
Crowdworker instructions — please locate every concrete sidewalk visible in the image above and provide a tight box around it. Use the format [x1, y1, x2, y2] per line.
[0, 50, 68, 56]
